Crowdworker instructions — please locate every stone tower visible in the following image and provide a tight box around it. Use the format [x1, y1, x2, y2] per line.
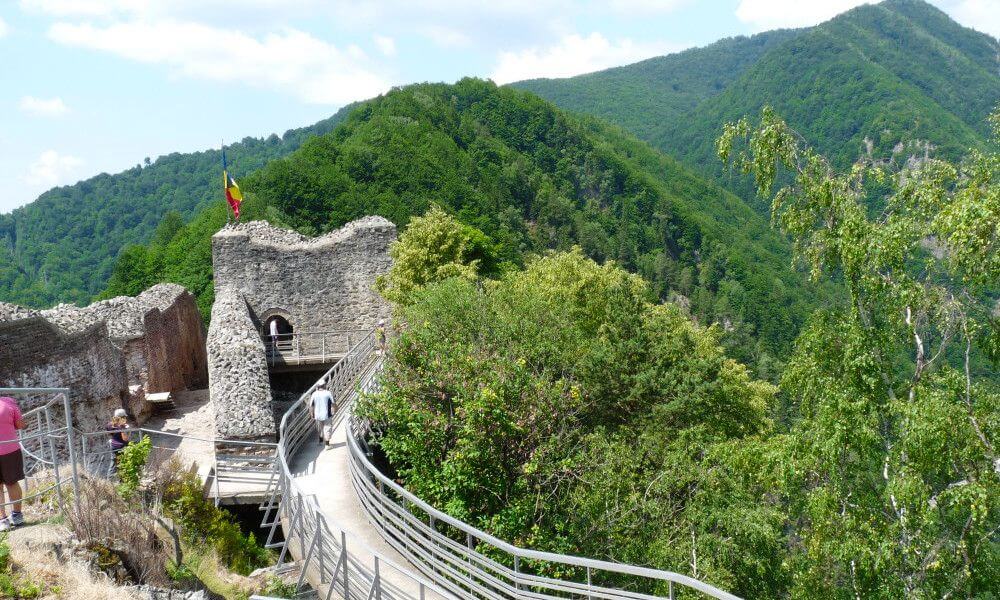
[207, 216, 395, 441]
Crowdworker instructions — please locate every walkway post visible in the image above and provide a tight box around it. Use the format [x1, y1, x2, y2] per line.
[63, 389, 81, 513]
[43, 406, 65, 514]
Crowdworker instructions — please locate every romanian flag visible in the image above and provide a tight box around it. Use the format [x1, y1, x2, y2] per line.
[222, 149, 243, 219]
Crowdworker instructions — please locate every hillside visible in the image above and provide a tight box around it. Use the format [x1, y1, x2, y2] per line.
[516, 0, 1000, 208]
[0, 107, 353, 307]
[106, 79, 829, 367]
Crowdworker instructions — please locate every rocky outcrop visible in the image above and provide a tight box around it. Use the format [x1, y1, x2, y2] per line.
[207, 288, 275, 441]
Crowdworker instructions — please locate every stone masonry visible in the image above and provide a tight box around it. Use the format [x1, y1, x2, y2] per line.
[0, 315, 124, 432]
[212, 216, 395, 333]
[208, 217, 395, 440]
[0, 284, 207, 430]
[206, 287, 275, 441]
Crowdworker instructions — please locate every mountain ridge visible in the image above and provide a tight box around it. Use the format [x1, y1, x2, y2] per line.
[0, 107, 353, 307]
[515, 0, 999, 208]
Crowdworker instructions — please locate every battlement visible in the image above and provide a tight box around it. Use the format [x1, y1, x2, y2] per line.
[212, 217, 394, 335]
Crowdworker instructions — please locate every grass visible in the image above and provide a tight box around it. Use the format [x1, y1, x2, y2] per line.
[0, 534, 43, 598]
[174, 543, 259, 600]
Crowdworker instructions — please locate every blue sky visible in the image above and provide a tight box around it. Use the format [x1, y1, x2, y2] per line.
[1, 0, 997, 213]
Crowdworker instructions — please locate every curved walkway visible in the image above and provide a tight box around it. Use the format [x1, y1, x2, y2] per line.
[289, 416, 451, 599]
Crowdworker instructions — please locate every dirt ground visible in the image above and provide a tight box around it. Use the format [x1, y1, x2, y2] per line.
[140, 388, 216, 471]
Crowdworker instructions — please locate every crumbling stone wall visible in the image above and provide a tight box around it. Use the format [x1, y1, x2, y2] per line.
[212, 216, 395, 334]
[207, 288, 275, 441]
[0, 317, 125, 433]
[0, 284, 208, 427]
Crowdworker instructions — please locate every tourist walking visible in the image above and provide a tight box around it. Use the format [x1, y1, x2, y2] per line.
[269, 318, 280, 346]
[0, 396, 26, 531]
[311, 382, 335, 445]
[376, 319, 387, 354]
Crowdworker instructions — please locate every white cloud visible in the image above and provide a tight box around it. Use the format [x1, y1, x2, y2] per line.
[19, 0, 139, 16]
[24, 150, 84, 187]
[935, 0, 1000, 38]
[735, 0, 872, 31]
[0, 17, 9, 38]
[374, 34, 396, 57]
[48, 20, 391, 105]
[491, 32, 682, 84]
[19, 95, 69, 117]
[419, 24, 472, 48]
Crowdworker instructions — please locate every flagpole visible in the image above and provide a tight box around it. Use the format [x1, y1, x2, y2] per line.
[222, 141, 231, 226]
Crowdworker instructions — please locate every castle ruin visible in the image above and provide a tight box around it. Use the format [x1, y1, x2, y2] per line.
[0, 284, 208, 431]
[208, 216, 395, 441]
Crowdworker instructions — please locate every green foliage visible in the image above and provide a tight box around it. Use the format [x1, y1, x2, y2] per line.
[0, 535, 42, 598]
[162, 469, 270, 575]
[166, 560, 198, 587]
[376, 204, 491, 305]
[108, 79, 823, 367]
[358, 250, 783, 596]
[517, 0, 999, 212]
[0, 108, 353, 308]
[719, 105, 1000, 598]
[259, 576, 298, 598]
[116, 436, 152, 498]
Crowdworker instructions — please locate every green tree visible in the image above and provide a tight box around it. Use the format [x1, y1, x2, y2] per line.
[376, 205, 487, 305]
[718, 106, 1000, 598]
[360, 249, 784, 596]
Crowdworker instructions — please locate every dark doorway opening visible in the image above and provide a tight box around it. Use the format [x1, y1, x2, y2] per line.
[265, 315, 293, 342]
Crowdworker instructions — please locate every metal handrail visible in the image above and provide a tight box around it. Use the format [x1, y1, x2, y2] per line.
[265, 330, 454, 599]
[263, 330, 369, 367]
[345, 361, 739, 600]
[0, 388, 77, 514]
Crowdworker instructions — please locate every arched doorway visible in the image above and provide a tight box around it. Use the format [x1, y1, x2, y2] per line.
[265, 315, 293, 343]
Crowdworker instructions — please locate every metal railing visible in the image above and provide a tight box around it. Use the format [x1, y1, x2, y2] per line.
[75, 427, 278, 504]
[347, 368, 739, 599]
[0, 388, 79, 515]
[262, 331, 453, 599]
[263, 330, 370, 367]
[268, 333, 740, 600]
[4, 387, 280, 513]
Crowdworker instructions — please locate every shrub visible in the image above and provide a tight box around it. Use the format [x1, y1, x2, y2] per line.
[116, 436, 152, 497]
[161, 468, 269, 575]
[65, 480, 168, 586]
[260, 576, 298, 598]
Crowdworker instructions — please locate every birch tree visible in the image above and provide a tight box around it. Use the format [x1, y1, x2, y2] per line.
[719, 107, 999, 598]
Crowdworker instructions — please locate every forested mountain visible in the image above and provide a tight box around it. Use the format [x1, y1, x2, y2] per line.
[0, 107, 352, 307]
[6, 0, 993, 312]
[516, 0, 1000, 208]
[105, 79, 829, 370]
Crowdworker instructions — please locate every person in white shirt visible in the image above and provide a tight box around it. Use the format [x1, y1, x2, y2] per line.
[310, 382, 335, 445]
[269, 318, 280, 346]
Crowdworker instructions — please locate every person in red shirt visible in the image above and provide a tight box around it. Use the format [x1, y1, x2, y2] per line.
[0, 396, 26, 531]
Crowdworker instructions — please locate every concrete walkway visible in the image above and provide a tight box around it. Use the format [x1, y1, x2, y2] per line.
[289, 417, 452, 600]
